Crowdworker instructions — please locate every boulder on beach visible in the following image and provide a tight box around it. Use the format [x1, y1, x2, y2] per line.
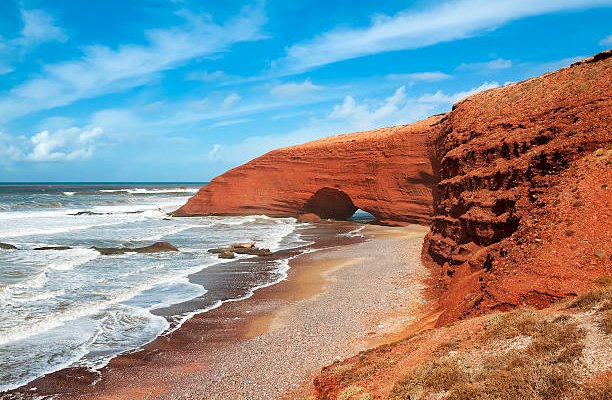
[218, 250, 235, 259]
[34, 246, 73, 250]
[208, 242, 272, 258]
[232, 241, 256, 249]
[93, 241, 179, 255]
[233, 247, 271, 256]
[297, 213, 322, 223]
[0, 242, 17, 250]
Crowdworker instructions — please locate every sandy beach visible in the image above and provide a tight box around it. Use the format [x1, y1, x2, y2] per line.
[7, 223, 430, 400]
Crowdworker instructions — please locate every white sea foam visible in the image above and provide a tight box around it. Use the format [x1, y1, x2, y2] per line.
[99, 188, 198, 195]
[0, 184, 308, 391]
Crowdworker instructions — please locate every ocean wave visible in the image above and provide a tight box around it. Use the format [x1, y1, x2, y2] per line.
[99, 188, 198, 195]
[0, 248, 99, 303]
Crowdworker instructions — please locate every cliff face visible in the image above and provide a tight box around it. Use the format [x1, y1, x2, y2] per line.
[426, 51, 612, 324]
[312, 53, 611, 400]
[178, 51, 611, 324]
[174, 117, 442, 225]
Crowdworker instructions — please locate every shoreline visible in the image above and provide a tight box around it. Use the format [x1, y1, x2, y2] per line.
[4, 222, 431, 399]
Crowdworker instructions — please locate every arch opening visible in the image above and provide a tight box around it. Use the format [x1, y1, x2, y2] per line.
[303, 187, 358, 220]
[349, 209, 377, 223]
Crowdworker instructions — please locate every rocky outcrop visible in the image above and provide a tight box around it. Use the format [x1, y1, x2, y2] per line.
[174, 117, 442, 225]
[0, 242, 17, 250]
[208, 242, 272, 259]
[34, 246, 73, 250]
[424, 50, 612, 324]
[93, 242, 179, 255]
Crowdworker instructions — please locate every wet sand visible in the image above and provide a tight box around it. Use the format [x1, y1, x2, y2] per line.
[4, 223, 430, 400]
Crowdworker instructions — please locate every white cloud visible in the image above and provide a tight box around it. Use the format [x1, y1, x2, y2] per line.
[599, 34, 612, 46]
[221, 93, 242, 109]
[458, 58, 513, 70]
[0, 5, 266, 120]
[418, 81, 499, 103]
[0, 127, 104, 163]
[27, 126, 104, 161]
[273, 0, 612, 73]
[270, 79, 323, 97]
[211, 118, 251, 128]
[186, 70, 228, 82]
[534, 55, 587, 74]
[329, 86, 407, 130]
[208, 80, 502, 164]
[0, 132, 25, 164]
[0, 7, 66, 76]
[15, 8, 67, 47]
[208, 144, 222, 161]
[386, 71, 452, 82]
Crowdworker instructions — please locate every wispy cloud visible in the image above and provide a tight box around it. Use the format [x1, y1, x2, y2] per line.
[270, 79, 323, 97]
[221, 93, 242, 109]
[211, 118, 251, 128]
[0, 5, 267, 120]
[185, 69, 228, 82]
[533, 55, 587, 74]
[329, 86, 408, 130]
[418, 81, 499, 103]
[0, 126, 104, 163]
[14, 8, 68, 47]
[273, 0, 612, 74]
[0, 7, 67, 75]
[208, 80, 500, 163]
[599, 34, 612, 46]
[458, 58, 513, 71]
[386, 71, 452, 82]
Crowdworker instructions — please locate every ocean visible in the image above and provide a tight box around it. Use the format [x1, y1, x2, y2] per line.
[0, 183, 313, 392]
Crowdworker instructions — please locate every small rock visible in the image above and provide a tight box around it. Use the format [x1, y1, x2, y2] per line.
[594, 249, 607, 260]
[297, 213, 322, 223]
[208, 247, 233, 254]
[93, 242, 178, 255]
[232, 241, 256, 249]
[218, 250, 235, 259]
[0, 242, 17, 250]
[34, 246, 72, 250]
[233, 247, 272, 256]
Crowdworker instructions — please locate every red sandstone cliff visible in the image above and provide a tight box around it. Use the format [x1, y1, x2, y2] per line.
[174, 117, 442, 225]
[425, 50, 612, 324]
[311, 52, 611, 400]
[178, 51, 611, 323]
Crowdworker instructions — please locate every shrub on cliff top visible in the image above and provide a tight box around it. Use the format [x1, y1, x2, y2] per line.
[388, 309, 587, 400]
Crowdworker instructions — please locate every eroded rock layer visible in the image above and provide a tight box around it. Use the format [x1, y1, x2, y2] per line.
[425, 51, 612, 324]
[174, 117, 442, 225]
[177, 51, 611, 325]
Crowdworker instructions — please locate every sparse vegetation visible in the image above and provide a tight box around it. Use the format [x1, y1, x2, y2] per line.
[388, 308, 591, 400]
[567, 285, 612, 311]
[338, 385, 373, 400]
[565, 229, 575, 236]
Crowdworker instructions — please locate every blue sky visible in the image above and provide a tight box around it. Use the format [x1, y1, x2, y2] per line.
[0, 0, 611, 182]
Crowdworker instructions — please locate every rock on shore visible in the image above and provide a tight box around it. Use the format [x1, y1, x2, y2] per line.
[93, 242, 179, 255]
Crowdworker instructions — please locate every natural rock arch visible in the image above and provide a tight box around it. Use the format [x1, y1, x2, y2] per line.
[302, 188, 358, 220]
[173, 117, 442, 225]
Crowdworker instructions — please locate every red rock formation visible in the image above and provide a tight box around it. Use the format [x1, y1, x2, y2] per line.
[425, 50, 612, 324]
[174, 117, 442, 225]
[177, 51, 611, 325]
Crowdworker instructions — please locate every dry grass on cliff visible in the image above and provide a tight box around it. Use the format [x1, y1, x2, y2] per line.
[385, 283, 612, 400]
